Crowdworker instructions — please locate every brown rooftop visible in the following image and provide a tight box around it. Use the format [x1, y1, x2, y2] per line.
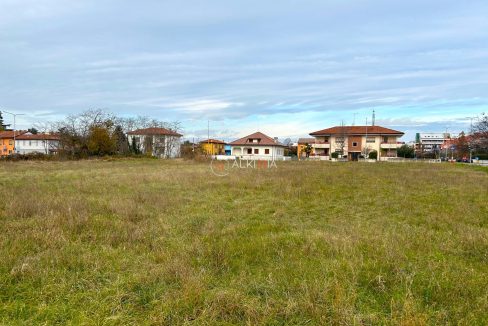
[230, 131, 284, 147]
[0, 130, 27, 139]
[16, 133, 60, 141]
[199, 139, 226, 144]
[310, 125, 404, 136]
[127, 127, 182, 137]
[298, 138, 316, 144]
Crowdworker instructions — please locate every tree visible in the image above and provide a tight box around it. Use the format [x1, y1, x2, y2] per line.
[0, 111, 10, 131]
[27, 128, 38, 134]
[471, 113, 488, 153]
[397, 144, 415, 158]
[87, 126, 116, 156]
[113, 125, 129, 154]
[303, 143, 313, 158]
[455, 132, 470, 159]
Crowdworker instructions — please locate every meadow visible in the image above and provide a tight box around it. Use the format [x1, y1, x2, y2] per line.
[0, 159, 487, 325]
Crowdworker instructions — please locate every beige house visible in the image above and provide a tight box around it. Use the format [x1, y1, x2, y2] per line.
[309, 125, 404, 161]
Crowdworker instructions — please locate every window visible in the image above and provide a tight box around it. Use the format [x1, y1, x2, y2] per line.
[254, 148, 259, 154]
[352, 142, 358, 147]
[383, 137, 389, 143]
[265, 149, 270, 154]
[366, 137, 375, 143]
[9, 140, 13, 145]
[247, 148, 252, 154]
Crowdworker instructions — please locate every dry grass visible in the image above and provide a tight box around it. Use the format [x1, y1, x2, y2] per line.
[0, 159, 487, 325]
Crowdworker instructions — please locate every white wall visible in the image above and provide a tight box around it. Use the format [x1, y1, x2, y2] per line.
[231, 145, 284, 160]
[15, 139, 59, 154]
[128, 134, 181, 158]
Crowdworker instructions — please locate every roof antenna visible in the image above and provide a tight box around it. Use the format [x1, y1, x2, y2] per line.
[372, 110, 376, 126]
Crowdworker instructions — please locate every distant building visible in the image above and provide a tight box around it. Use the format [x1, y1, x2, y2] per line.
[309, 125, 405, 161]
[297, 138, 316, 160]
[416, 133, 451, 152]
[15, 132, 60, 155]
[127, 127, 182, 158]
[224, 144, 232, 155]
[230, 131, 285, 160]
[200, 139, 226, 155]
[0, 130, 27, 156]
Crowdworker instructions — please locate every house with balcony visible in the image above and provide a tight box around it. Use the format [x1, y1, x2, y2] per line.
[200, 139, 226, 155]
[127, 127, 182, 158]
[297, 138, 316, 160]
[230, 131, 285, 160]
[309, 125, 405, 161]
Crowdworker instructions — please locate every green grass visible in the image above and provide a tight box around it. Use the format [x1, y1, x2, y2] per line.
[0, 159, 487, 325]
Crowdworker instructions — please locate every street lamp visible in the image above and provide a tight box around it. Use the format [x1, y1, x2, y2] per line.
[2, 110, 26, 154]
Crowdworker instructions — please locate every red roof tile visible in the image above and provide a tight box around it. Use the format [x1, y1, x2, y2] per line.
[16, 133, 60, 140]
[0, 130, 28, 139]
[310, 125, 404, 136]
[230, 132, 284, 146]
[127, 127, 182, 137]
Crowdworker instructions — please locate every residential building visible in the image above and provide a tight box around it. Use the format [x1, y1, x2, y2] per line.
[0, 130, 27, 156]
[224, 144, 232, 155]
[15, 132, 60, 155]
[230, 131, 285, 160]
[415, 133, 451, 153]
[127, 127, 182, 158]
[297, 138, 316, 160]
[309, 125, 405, 161]
[200, 139, 226, 155]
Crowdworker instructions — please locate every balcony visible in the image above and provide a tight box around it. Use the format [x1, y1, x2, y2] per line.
[380, 142, 402, 149]
[313, 142, 330, 149]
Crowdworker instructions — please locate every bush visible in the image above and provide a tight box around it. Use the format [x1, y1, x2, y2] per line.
[331, 152, 339, 159]
[369, 151, 378, 160]
[474, 153, 488, 160]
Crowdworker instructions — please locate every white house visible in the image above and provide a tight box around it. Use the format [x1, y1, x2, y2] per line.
[127, 127, 182, 158]
[15, 132, 60, 155]
[229, 131, 285, 160]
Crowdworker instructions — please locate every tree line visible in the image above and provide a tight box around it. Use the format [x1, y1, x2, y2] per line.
[9, 109, 181, 158]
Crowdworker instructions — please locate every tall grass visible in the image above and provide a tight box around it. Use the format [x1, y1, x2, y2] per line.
[0, 160, 487, 325]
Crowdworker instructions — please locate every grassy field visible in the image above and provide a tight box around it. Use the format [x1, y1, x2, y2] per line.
[0, 159, 487, 325]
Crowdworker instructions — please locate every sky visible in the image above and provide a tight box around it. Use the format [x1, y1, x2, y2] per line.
[1, 0, 488, 142]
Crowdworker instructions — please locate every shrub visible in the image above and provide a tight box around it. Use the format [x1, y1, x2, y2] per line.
[369, 151, 378, 160]
[331, 152, 339, 159]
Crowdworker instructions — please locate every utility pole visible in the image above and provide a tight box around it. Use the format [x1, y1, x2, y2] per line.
[3, 110, 25, 154]
[465, 116, 475, 163]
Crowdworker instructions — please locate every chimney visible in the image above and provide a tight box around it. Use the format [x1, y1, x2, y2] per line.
[274, 137, 279, 143]
[372, 110, 376, 126]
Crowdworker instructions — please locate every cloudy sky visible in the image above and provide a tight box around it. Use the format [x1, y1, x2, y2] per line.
[1, 0, 487, 141]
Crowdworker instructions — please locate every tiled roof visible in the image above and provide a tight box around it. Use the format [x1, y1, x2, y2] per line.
[199, 139, 226, 144]
[16, 133, 60, 140]
[0, 130, 27, 139]
[127, 127, 182, 137]
[310, 125, 404, 136]
[298, 138, 316, 144]
[230, 131, 284, 146]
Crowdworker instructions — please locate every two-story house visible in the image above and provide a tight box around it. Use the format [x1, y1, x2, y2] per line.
[200, 139, 226, 155]
[127, 127, 183, 158]
[0, 130, 27, 156]
[15, 132, 60, 155]
[309, 126, 404, 161]
[230, 131, 285, 160]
